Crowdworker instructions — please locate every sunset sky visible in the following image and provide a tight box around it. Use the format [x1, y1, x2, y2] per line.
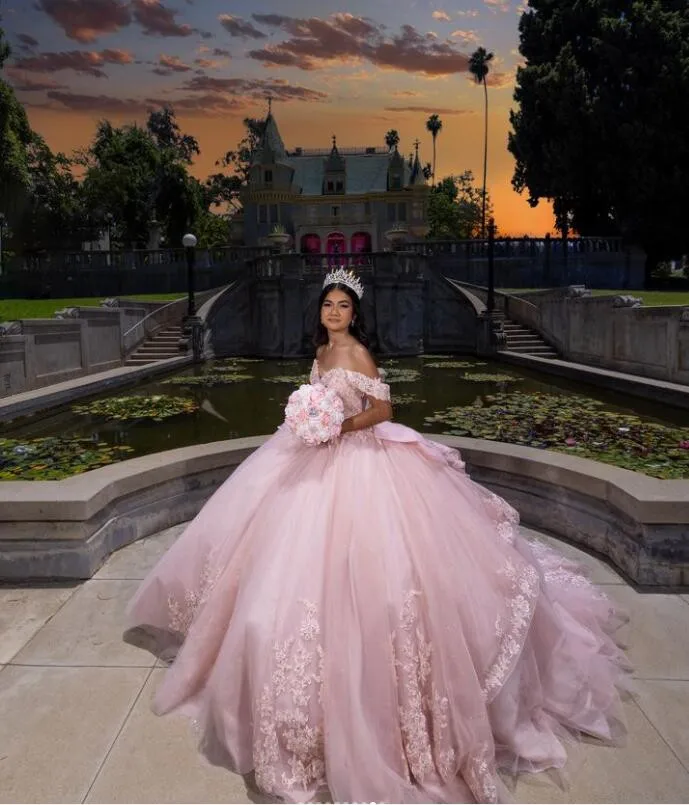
[1, 0, 556, 235]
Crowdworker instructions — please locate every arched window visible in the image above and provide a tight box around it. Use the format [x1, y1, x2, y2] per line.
[351, 232, 372, 266]
[300, 233, 321, 254]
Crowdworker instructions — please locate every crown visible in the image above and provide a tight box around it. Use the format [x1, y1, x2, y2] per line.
[322, 268, 364, 299]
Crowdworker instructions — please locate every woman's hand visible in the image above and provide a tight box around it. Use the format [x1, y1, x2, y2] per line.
[340, 417, 354, 435]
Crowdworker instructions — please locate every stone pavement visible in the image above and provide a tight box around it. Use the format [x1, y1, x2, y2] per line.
[1, 525, 689, 804]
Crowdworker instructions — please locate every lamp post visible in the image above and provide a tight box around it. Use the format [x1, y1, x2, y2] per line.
[0, 213, 5, 276]
[486, 217, 496, 318]
[182, 232, 197, 317]
[182, 232, 203, 362]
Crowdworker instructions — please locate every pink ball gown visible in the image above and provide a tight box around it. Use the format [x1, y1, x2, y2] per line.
[126, 361, 629, 803]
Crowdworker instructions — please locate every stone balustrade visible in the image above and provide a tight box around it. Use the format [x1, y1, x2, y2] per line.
[1, 436, 687, 587]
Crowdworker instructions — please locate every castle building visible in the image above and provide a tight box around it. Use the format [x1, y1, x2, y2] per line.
[240, 106, 430, 254]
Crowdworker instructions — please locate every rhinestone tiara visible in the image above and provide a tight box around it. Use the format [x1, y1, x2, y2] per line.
[322, 268, 364, 299]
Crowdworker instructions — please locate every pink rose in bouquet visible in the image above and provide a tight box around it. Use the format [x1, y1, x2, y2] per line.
[284, 383, 345, 445]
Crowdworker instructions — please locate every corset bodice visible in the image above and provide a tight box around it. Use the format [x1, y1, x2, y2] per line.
[310, 361, 391, 419]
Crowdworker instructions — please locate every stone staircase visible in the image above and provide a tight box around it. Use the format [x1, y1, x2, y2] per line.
[500, 318, 558, 358]
[124, 326, 184, 366]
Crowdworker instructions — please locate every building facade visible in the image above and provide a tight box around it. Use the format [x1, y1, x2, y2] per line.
[240, 109, 430, 254]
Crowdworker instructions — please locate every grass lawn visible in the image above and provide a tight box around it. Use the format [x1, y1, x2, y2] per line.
[0, 294, 185, 321]
[500, 288, 689, 306]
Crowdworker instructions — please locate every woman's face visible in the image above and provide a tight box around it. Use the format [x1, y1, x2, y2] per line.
[320, 288, 354, 334]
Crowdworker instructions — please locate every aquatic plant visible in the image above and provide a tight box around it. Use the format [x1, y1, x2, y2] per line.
[424, 392, 689, 479]
[0, 437, 135, 481]
[73, 395, 198, 422]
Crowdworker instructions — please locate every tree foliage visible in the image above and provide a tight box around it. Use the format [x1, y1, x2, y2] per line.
[425, 114, 443, 186]
[79, 109, 202, 248]
[385, 129, 400, 151]
[205, 117, 266, 211]
[427, 172, 495, 239]
[469, 47, 494, 238]
[509, 0, 689, 267]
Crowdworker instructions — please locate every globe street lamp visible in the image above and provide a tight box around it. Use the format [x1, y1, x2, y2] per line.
[0, 212, 5, 275]
[182, 232, 203, 362]
[182, 232, 198, 317]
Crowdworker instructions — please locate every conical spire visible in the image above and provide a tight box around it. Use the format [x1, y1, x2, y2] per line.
[409, 138, 426, 186]
[325, 134, 345, 171]
[252, 98, 287, 165]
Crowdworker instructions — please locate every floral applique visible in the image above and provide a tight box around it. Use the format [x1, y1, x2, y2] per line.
[254, 600, 326, 795]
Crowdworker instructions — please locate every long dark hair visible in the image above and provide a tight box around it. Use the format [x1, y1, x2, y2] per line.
[313, 282, 370, 348]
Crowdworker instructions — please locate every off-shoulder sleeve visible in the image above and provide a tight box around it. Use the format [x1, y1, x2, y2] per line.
[350, 371, 391, 401]
[309, 360, 319, 384]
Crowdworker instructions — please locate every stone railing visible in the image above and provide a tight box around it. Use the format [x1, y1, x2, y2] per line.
[518, 290, 689, 385]
[121, 288, 221, 355]
[1, 436, 687, 586]
[0, 304, 147, 397]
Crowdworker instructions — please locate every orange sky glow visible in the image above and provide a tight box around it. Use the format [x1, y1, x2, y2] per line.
[3, 1, 557, 236]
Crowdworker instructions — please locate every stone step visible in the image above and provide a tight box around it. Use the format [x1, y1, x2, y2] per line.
[508, 345, 557, 354]
[137, 344, 182, 352]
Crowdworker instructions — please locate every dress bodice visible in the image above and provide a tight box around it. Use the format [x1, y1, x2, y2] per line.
[310, 360, 391, 419]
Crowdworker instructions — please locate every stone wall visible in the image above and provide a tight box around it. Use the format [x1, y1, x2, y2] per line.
[2, 436, 686, 586]
[506, 291, 689, 384]
[0, 305, 146, 397]
[204, 254, 478, 358]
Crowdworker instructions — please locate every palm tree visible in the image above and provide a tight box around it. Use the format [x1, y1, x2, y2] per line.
[385, 129, 400, 151]
[425, 114, 443, 187]
[469, 47, 494, 238]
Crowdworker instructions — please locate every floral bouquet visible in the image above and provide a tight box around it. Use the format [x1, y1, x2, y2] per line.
[284, 383, 345, 445]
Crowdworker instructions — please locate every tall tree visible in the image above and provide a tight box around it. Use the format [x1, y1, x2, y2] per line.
[427, 171, 495, 239]
[147, 106, 200, 165]
[80, 113, 201, 248]
[205, 117, 267, 211]
[385, 129, 400, 151]
[509, 0, 689, 282]
[425, 114, 443, 187]
[469, 47, 494, 239]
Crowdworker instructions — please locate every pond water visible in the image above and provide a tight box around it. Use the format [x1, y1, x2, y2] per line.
[4, 356, 687, 464]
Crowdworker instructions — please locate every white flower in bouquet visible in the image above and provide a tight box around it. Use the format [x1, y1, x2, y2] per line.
[284, 383, 345, 445]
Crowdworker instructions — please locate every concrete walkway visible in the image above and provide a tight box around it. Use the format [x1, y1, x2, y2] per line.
[1, 525, 689, 803]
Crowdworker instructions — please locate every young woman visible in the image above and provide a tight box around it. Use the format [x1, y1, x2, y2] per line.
[127, 269, 629, 804]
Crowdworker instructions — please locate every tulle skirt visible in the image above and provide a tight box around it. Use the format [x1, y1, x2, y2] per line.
[126, 422, 630, 803]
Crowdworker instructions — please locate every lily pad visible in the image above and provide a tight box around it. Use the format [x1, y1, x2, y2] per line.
[424, 392, 689, 479]
[0, 437, 135, 481]
[382, 368, 421, 384]
[265, 375, 309, 385]
[163, 373, 253, 386]
[393, 394, 426, 407]
[73, 395, 199, 422]
[425, 361, 488, 369]
[462, 373, 521, 383]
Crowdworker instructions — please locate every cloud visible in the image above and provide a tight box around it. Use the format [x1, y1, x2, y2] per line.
[12, 48, 134, 77]
[4, 66, 66, 90]
[212, 47, 231, 57]
[450, 29, 480, 45]
[43, 90, 151, 113]
[248, 14, 471, 76]
[182, 74, 328, 104]
[483, 0, 511, 13]
[17, 33, 39, 49]
[485, 70, 514, 88]
[432, 10, 451, 21]
[384, 105, 474, 114]
[36, 0, 131, 43]
[151, 53, 192, 75]
[218, 14, 266, 39]
[392, 89, 421, 97]
[193, 57, 225, 69]
[131, 0, 193, 37]
[457, 9, 480, 17]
